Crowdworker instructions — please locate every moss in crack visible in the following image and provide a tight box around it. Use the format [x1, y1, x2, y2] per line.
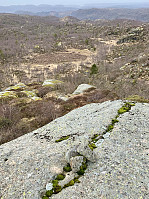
[89, 102, 135, 149]
[63, 163, 72, 172]
[112, 119, 119, 124]
[106, 124, 114, 132]
[56, 174, 65, 180]
[89, 142, 97, 150]
[55, 135, 70, 143]
[91, 134, 99, 142]
[118, 102, 135, 114]
[45, 190, 53, 197]
[52, 180, 62, 193]
[64, 180, 75, 188]
[77, 158, 87, 176]
[74, 177, 81, 183]
[42, 196, 49, 199]
[42, 102, 136, 198]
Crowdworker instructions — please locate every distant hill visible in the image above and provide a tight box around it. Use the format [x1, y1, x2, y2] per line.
[0, 4, 78, 13]
[1, 5, 149, 22]
[71, 8, 149, 22]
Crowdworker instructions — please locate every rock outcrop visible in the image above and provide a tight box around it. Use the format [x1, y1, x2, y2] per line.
[0, 100, 149, 199]
[72, 84, 96, 95]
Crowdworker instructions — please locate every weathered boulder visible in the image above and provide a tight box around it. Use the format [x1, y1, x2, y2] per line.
[0, 90, 17, 99]
[72, 84, 96, 95]
[42, 79, 63, 87]
[21, 90, 42, 101]
[5, 83, 26, 91]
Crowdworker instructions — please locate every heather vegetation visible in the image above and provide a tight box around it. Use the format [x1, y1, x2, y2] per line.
[0, 14, 148, 144]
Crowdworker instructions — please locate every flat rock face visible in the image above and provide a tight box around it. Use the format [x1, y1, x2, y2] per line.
[0, 100, 149, 199]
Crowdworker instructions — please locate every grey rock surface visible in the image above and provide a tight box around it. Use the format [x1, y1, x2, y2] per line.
[0, 100, 149, 199]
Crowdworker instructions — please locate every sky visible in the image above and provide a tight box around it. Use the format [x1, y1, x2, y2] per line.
[0, 0, 149, 6]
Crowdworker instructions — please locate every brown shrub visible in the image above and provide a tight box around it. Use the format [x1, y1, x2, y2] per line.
[37, 86, 54, 98]
[0, 98, 60, 145]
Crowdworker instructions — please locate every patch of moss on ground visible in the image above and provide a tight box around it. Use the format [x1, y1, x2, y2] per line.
[64, 180, 75, 188]
[89, 142, 97, 150]
[42, 196, 49, 199]
[112, 119, 119, 124]
[107, 124, 114, 132]
[52, 180, 62, 193]
[55, 135, 70, 143]
[74, 177, 80, 183]
[63, 163, 72, 172]
[45, 190, 53, 197]
[77, 158, 87, 176]
[56, 174, 65, 180]
[118, 102, 135, 114]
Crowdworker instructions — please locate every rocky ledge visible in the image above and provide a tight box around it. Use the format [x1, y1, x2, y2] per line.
[0, 100, 149, 199]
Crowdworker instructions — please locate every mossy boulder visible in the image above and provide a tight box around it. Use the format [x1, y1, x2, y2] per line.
[0, 91, 17, 99]
[21, 90, 42, 101]
[42, 79, 63, 87]
[5, 83, 26, 91]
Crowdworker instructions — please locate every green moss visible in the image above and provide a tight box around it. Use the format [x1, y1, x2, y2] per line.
[77, 159, 87, 176]
[74, 178, 80, 183]
[81, 162, 87, 171]
[52, 180, 58, 187]
[118, 102, 135, 114]
[90, 64, 98, 75]
[92, 138, 98, 142]
[118, 106, 129, 114]
[63, 164, 72, 172]
[53, 185, 62, 193]
[107, 124, 114, 132]
[42, 196, 49, 199]
[88, 142, 97, 150]
[112, 119, 119, 124]
[55, 135, 70, 143]
[91, 134, 99, 142]
[56, 174, 65, 180]
[52, 180, 62, 193]
[46, 190, 53, 197]
[77, 169, 85, 175]
[64, 180, 74, 188]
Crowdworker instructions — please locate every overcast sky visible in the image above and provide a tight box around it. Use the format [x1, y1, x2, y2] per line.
[0, 0, 149, 6]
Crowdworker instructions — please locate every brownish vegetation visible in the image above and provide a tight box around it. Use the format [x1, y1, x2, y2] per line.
[0, 14, 149, 145]
[0, 88, 118, 145]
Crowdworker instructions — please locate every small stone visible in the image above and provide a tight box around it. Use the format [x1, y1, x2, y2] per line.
[77, 142, 97, 163]
[70, 156, 84, 173]
[46, 183, 53, 191]
[65, 146, 79, 163]
[103, 132, 110, 139]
